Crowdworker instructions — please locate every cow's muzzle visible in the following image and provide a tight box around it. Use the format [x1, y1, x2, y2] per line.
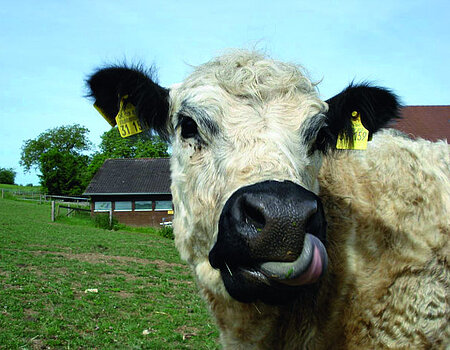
[209, 180, 328, 304]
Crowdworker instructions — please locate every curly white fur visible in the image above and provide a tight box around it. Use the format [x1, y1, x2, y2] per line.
[166, 50, 449, 349]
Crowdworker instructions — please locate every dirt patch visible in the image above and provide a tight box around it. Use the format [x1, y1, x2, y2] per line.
[28, 250, 186, 269]
[151, 259, 186, 269]
[24, 308, 39, 316]
[24, 308, 39, 322]
[175, 325, 201, 340]
[31, 337, 49, 350]
[168, 279, 194, 286]
[2, 284, 22, 291]
[115, 290, 133, 298]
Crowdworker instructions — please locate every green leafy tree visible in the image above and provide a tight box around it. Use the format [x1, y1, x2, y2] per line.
[39, 150, 89, 195]
[97, 128, 169, 158]
[20, 124, 92, 195]
[83, 128, 169, 186]
[83, 153, 109, 187]
[20, 125, 92, 172]
[0, 168, 16, 184]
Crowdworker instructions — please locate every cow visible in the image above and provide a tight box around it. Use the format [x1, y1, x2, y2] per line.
[87, 50, 449, 349]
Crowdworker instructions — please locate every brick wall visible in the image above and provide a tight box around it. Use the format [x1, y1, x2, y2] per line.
[89, 194, 173, 228]
[112, 210, 173, 227]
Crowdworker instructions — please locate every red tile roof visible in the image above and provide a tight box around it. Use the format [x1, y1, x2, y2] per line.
[389, 106, 449, 142]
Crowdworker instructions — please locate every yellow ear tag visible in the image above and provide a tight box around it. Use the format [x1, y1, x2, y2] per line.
[336, 111, 369, 150]
[115, 96, 144, 138]
[93, 102, 116, 127]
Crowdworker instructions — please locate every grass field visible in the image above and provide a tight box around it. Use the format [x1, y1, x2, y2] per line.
[0, 184, 42, 193]
[0, 199, 219, 349]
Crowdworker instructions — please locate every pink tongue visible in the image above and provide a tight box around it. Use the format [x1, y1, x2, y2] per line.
[282, 245, 323, 286]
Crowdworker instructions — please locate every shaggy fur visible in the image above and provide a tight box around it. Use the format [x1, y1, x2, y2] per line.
[87, 50, 449, 349]
[197, 131, 449, 349]
[169, 52, 449, 349]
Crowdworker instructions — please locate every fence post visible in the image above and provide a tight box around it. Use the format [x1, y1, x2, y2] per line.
[51, 201, 55, 222]
[109, 208, 113, 229]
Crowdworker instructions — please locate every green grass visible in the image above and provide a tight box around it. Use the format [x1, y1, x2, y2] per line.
[56, 208, 174, 239]
[0, 199, 219, 349]
[0, 184, 42, 193]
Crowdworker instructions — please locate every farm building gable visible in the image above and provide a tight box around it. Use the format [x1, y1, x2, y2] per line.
[84, 158, 172, 227]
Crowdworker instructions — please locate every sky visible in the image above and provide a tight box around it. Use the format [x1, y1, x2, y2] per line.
[1, 0, 449, 186]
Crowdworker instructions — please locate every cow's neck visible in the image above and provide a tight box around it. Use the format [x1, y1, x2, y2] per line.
[201, 282, 335, 349]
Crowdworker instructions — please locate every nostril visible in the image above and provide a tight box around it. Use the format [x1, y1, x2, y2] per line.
[241, 197, 266, 232]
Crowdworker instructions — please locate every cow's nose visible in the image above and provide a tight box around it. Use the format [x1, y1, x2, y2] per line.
[209, 180, 326, 270]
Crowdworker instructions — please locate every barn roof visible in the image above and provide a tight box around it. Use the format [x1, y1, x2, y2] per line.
[83, 158, 171, 195]
[389, 106, 449, 142]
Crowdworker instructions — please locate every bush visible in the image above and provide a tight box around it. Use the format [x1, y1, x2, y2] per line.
[159, 225, 174, 240]
[92, 213, 119, 230]
[0, 168, 16, 185]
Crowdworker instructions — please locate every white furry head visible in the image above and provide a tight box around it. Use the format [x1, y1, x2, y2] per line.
[87, 49, 400, 300]
[168, 51, 328, 294]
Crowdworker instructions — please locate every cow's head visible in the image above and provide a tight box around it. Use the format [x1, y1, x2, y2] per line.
[87, 51, 400, 304]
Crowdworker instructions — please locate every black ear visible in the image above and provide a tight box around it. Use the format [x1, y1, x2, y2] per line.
[86, 65, 170, 140]
[315, 83, 401, 152]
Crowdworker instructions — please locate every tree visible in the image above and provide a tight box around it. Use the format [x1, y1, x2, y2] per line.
[20, 125, 92, 172]
[83, 127, 169, 186]
[39, 149, 89, 196]
[0, 168, 16, 184]
[20, 124, 92, 195]
[97, 127, 169, 158]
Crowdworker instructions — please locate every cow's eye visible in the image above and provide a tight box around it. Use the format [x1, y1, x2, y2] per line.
[180, 116, 198, 139]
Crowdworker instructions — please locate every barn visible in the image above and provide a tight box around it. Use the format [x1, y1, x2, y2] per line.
[393, 105, 449, 141]
[83, 158, 173, 227]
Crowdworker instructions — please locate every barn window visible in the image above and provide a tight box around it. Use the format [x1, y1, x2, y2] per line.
[135, 201, 152, 211]
[155, 200, 173, 211]
[94, 201, 111, 211]
[115, 201, 132, 211]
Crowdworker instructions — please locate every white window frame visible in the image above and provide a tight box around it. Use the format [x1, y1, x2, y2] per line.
[94, 201, 111, 212]
[114, 201, 132, 212]
[154, 200, 173, 211]
[135, 200, 153, 211]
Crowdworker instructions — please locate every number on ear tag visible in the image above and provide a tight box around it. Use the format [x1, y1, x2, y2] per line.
[115, 96, 144, 138]
[336, 111, 369, 150]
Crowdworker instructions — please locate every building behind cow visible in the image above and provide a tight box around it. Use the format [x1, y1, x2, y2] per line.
[393, 105, 449, 142]
[84, 158, 173, 227]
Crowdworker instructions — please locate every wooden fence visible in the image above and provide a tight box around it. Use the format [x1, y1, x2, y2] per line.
[1, 189, 92, 222]
[51, 202, 91, 222]
[50, 201, 116, 228]
[1, 189, 89, 205]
